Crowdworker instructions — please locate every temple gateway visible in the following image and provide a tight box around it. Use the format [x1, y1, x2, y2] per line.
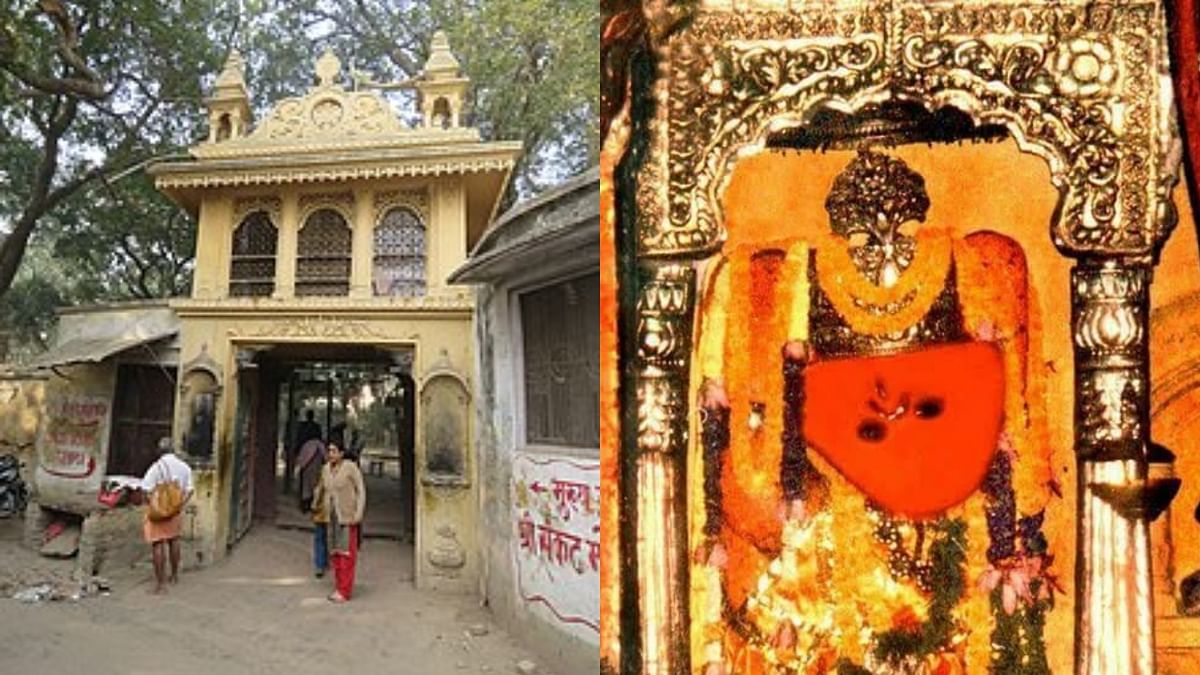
[12, 32, 597, 674]
[145, 35, 517, 592]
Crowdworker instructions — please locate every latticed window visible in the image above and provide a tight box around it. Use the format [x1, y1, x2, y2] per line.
[297, 208, 352, 296]
[521, 274, 600, 448]
[373, 207, 426, 297]
[229, 211, 277, 297]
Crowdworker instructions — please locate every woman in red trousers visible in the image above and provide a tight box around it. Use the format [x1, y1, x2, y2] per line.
[319, 440, 366, 602]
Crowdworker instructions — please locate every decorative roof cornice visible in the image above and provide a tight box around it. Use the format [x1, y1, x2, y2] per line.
[151, 141, 521, 190]
[170, 292, 475, 318]
[191, 127, 482, 159]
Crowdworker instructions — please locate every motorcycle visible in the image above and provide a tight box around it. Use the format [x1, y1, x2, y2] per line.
[0, 454, 29, 518]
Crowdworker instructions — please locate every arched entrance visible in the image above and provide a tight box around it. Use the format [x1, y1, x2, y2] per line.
[227, 342, 419, 577]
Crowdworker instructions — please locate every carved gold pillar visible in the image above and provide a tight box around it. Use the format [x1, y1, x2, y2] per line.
[275, 193, 299, 299]
[1072, 262, 1178, 675]
[630, 262, 693, 674]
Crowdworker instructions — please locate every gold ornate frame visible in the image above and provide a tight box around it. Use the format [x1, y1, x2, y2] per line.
[612, 1, 1184, 672]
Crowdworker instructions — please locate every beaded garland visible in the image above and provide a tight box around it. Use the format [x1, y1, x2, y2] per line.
[867, 504, 935, 593]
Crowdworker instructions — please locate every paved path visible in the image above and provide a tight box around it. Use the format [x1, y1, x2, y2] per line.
[0, 519, 554, 675]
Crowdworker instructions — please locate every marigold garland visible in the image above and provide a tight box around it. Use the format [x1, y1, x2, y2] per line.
[688, 233, 1057, 673]
[815, 228, 953, 336]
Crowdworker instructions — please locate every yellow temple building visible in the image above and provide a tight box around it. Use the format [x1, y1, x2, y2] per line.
[145, 34, 519, 590]
[1, 30, 598, 673]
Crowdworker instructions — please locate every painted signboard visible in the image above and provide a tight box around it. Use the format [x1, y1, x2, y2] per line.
[36, 393, 110, 512]
[41, 396, 107, 478]
[511, 451, 600, 644]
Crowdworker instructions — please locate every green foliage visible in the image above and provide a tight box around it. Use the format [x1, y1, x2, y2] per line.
[53, 174, 195, 299]
[1021, 588, 1051, 675]
[237, 0, 599, 198]
[989, 581, 1052, 675]
[989, 587, 1022, 674]
[0, 233, 100, 358]
[872, 519, 968, 666]
[0, 265, 62, 352]
[0, 0, 229, 353]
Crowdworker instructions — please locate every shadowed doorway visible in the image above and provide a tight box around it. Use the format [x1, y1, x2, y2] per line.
[230, 342, 417, 578]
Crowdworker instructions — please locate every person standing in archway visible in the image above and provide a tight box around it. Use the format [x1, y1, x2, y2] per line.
[296, 438, 325, 513]
[291, 409, 323, 492]
[320, 440, 366, 602]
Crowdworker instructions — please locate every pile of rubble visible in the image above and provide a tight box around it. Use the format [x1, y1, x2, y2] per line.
[0, 567, 111, 604]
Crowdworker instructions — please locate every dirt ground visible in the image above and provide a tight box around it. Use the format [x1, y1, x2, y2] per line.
[0, 517, 557, 675]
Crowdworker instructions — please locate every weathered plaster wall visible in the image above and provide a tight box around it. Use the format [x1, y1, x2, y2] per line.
[477, 283, 600, 675]
[77, 506, 148, 576]
[34, 364, 115, 513]
[0, 376, 43, 474]
[470, 172, 601, 674]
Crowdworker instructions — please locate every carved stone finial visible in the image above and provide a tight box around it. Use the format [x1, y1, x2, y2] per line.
[216, 49, 247, 88]
[206, 48, 253, 141]
[315, 49, 342, 88]
[424, 30, 462, 80]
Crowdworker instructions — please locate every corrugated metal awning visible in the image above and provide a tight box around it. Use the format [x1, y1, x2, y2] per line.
[24, 323, 178, 371]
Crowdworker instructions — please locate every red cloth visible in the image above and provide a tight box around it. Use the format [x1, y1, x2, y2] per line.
[803, 342, 1005, 519]
[332, 524, 359, 599]
[1168, 0, 1200, 237]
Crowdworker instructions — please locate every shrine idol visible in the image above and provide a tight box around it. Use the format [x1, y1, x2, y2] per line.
[693, 150, 1059, 673]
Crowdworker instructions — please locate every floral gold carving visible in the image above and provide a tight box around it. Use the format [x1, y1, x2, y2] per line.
[1072, 264, 1150, 460]
[635, 263, 694, 455]
[634, 2, 1176, 258]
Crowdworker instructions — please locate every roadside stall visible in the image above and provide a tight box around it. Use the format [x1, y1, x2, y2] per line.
[21, 302, 179, 573]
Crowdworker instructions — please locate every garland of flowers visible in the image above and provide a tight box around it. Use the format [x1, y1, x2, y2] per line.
[979, 438, 1056, 674]
[695, 243, 809, 671]
[741, 512, 839, 671]
[701, 402, 731, 537]
[869, 518, 969, 668]
[815, 228, 953, 336]
[694, 235, 1061, 671]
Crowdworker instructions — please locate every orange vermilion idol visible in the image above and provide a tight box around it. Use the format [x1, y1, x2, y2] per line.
[803, 341, 1005, 519]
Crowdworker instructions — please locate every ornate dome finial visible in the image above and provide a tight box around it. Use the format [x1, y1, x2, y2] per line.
[215, 49, 247, 89]
[315, 49, 342, 88]
[424, 30, 462, 80]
